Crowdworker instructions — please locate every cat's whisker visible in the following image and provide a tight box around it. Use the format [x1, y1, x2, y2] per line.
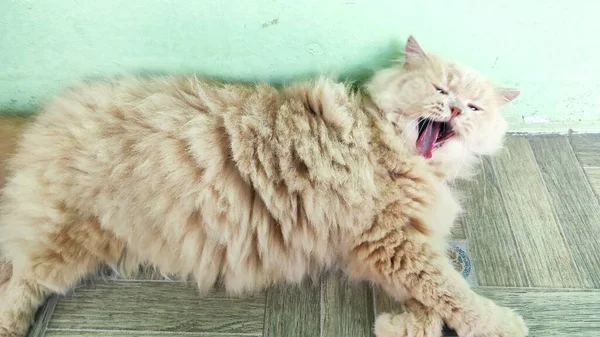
[455, 139, 470, 178]
[401, 119, 419, 140]
[478, 155, 487, 201]
[396, 100, 425, 139]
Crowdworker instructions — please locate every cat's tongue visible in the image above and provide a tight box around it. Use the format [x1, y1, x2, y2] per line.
[416, 122, 441, 159]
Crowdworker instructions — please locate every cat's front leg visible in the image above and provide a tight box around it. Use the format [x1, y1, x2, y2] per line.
[348, 229, 528, 337]
[396, 242, 528, 337]
[374, 299, 443, 337]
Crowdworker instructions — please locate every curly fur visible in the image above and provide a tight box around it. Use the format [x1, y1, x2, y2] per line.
[0, 36, 526, 337]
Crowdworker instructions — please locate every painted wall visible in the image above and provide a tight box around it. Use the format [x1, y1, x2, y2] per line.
[1, 0, 599, 133]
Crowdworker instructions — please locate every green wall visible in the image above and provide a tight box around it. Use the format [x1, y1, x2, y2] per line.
[1, 0, 599, 133]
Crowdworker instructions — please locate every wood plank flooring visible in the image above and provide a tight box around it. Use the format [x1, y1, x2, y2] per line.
[1, 117, 599, 337]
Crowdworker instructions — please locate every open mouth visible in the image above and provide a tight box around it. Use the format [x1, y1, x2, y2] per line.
[416, 118, 455, 159]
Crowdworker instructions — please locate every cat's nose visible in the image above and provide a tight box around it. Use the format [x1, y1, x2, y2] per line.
[450, 106, 462, 118]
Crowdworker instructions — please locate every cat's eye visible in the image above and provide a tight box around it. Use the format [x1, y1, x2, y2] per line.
[468, 104, 481, 111]
[433, 85, 448, 95]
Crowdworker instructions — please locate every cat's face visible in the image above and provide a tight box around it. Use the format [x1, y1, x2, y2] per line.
[367, 36, 519, 178]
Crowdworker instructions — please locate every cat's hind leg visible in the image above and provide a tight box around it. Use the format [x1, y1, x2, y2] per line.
[0, 217, 123, 337]
[0, 259, 96, 337]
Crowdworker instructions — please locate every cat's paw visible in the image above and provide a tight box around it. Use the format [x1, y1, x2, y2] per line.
[479, 307, 528, 337]
[0, 327, 20, 337]
[375, 313, 407, 337]
[374, 312, 443, 337]
[0, 309, 27, 337]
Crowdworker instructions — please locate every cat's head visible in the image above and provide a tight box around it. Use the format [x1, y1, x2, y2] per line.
[366, 36, 519, 179]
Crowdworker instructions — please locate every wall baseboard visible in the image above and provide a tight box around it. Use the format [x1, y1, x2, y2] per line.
[508, 120, 600, 135]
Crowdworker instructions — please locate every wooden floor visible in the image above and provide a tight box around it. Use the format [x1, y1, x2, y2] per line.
[1, 117, 599, 337]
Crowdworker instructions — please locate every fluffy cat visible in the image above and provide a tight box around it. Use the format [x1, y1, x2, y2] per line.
[0, 36, 525, 337]
[0, 117, 31, 190]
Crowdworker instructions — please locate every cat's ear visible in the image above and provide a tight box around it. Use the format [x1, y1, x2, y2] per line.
[497, 88, 520, 105]
[404, 35, 428, 67]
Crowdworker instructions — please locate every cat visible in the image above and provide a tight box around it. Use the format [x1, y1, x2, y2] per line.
[0, 36, 525, 337]
[0, 116, 32, 192]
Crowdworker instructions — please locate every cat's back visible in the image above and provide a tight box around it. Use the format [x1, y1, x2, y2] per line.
[6, 74, 380, 219]
[9, 75, 240, 171]
[1, 74, 387, 287]
[4, 76, 231, 216]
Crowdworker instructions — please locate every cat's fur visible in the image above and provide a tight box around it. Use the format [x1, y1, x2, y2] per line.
[0, 117, 31, 191]
[0, 36, 526, 337]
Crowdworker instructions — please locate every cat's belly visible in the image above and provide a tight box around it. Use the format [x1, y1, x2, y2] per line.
[94, 185, 340, 294]
[104, 213, 335, 294]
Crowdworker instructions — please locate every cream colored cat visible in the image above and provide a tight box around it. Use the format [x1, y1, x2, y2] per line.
[0, 36, 525, 337]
